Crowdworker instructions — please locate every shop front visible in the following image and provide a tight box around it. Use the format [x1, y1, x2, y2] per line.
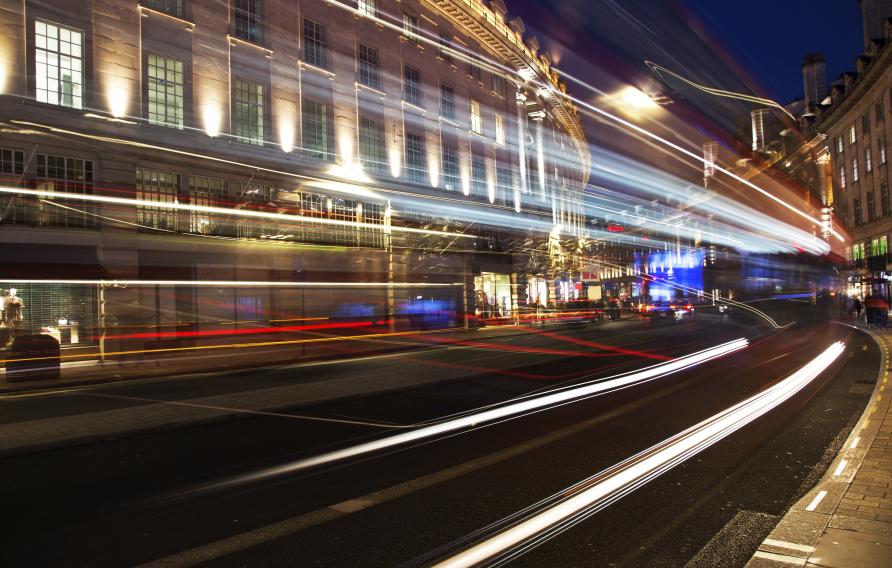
[1, 282, 98, 349]
[474, 272, 513, 320]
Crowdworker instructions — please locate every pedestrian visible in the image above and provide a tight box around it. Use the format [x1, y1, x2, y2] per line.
[854, 297, 863, 322]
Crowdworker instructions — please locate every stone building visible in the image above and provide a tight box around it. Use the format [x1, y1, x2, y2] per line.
[0, 0, 588, 358]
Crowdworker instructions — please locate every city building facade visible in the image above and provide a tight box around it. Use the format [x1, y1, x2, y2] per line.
[0, 0, 588, 359]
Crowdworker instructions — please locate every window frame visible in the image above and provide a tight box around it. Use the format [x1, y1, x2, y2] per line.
[232, 0, 263, 44]
[358, 43, 381, 90]
[403, 64, 422, 106]
[146, 52, 185, 129]
[303, 18, 329, 69]
[233, 77, 265, 146]
[34, 20, 84, 109]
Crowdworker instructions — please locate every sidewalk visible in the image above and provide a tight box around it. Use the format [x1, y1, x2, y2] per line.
[747, 322, 892, 568]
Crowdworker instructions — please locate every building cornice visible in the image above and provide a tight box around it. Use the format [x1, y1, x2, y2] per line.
[820, 45, 892, 132]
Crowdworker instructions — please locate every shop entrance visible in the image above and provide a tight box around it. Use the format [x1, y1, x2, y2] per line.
[474, 272, 512, 319]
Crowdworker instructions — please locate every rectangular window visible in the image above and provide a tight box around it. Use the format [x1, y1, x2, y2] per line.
[863, 113, 871, 135]
[868, 190, 876, 222]
[440, 84, 455, 119]
[303, 18, 329, 69]
[35, 21, 83, 109]
[471, 155, 486, 197]
[404, 131, 427, 183]
[437, 32, 453, 63]
[233, 0, 262, 44]
[880, 235, 889, 256]
[878, 100, 885, 125]
[495, 114, 505, 145]
[866, 147, 873, 174]
[136, 168, 179, 231]
[147, 53, 184, 129]
[188, 176, 228, 234]
[359, 116, 385, 174]
[357, 0, 376, 18]
[496, 166, 512, 204]
[839, 165, 846, 188]
[883, 182, 890, 216]
[853, 197, 862, 227]
[233, 78, 264, 146]
[302, 98, 330, 160]
[36, 154, 95, 228]
[872, 237, 879, 256]
[491, 73, 504, 97]
[358, 43, 380, 90]
[882, 138, 888, 165]
[853, 158, 859, 182]
[402, 13, 419, 41]
[404, 65, 421, 106]
[467, 57, 482, 82]
[850, 124, 857, 144]
[470, 99, 482, 134]
[0, 147, 24, 176]
[836, 136, 844, 154]
[144, 0, 184, 17]
[441, 144, 460, 191]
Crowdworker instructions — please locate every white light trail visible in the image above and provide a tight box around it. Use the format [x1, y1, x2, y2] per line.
[198, 339, 748, 491]
[0, 186, 473, 239]
[434, 342, 845, 568]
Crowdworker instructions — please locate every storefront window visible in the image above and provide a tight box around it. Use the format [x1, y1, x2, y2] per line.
[474, 272, 512, 319]
[1, 282, 97, 347]
[526, 276, 548, 307]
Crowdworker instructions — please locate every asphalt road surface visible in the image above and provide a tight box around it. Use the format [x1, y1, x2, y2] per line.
[0, 311, 879, 567]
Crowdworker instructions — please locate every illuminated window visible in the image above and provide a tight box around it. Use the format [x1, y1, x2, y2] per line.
[402, 13, 419, 41]
[883, 183, 890, 216]
[850, 124, 856, 144]
[852, 158, 859, 182]
[143, 0, 183, 18]
[233, 78, 264, 146]
[188, 176, 228, 234]
[440, 84, 455, 119]
[357, 0, 376, 18]
[233, 0, 262, 44]
[358, 44, 380, 90]
[147, 53, 184, 129]
[470, 99, 482, 134]
[437, 32, 453, 63]
[441, 144, 459, 190]
[302, 98, 330, 160]
[880, 235, 889, 255]
[404, 65, 421, 106]
[839, 166, 846, 188]
[866, 146, 873, 174]
[868, 190, 876, 222]
[36, 154, 94, 228]
[881, 138, 887, 164]
[35, 21, 83, 109]
[836, 136, 843, 154]
[495, 114, 505, 145]
[359, 116, 385, 174]
[404, 131, 427, 183]
[136, 168, 179, 231]
[303, 18, 328, 69]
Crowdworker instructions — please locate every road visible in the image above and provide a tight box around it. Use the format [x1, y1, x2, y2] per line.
[0, 311, 878, 567]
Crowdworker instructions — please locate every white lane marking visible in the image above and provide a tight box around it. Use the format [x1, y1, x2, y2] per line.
[752, 551, 807, 565]
[833, 459, 848, 477]
[136, 392, 658, 568]
[805, 490, 827, 512]
[433, 342, 844, 568]
[193, 339, 748, 493]
[851, 436, 860, 449]
[763, 539, 815, 553]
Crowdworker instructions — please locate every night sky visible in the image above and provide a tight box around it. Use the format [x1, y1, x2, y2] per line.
[510, 0, 866, 134]
[686, 0, 863, 103]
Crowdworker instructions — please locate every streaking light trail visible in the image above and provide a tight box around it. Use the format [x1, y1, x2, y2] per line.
[433, 342, 845, 568]
[188, 338, 747, 494]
